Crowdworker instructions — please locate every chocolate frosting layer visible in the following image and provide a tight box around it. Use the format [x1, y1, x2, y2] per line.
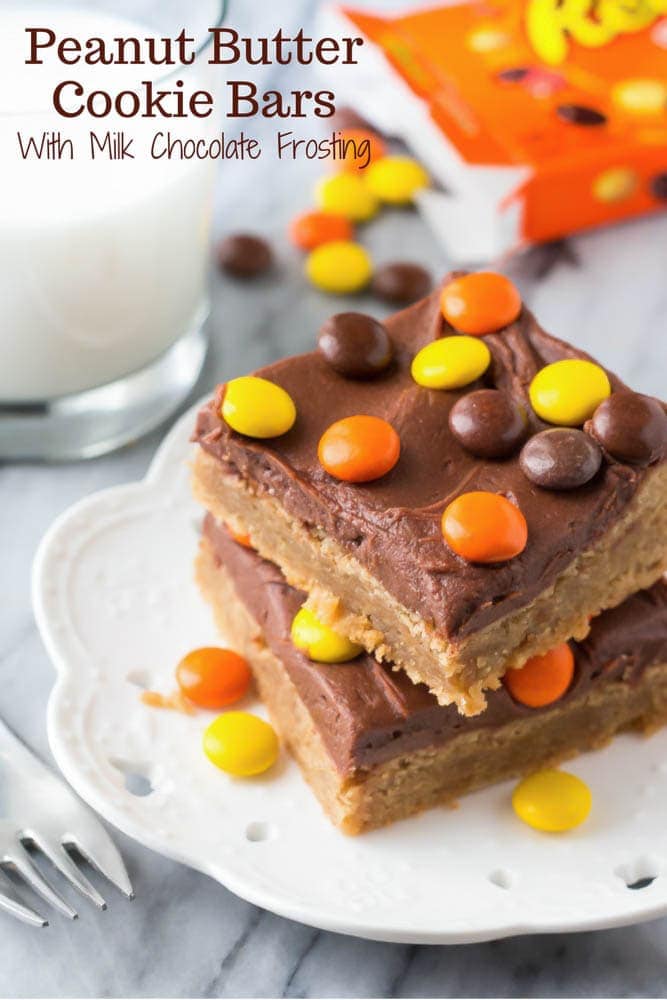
[205, 516, 667, 775]
[195, 278, 661, 642]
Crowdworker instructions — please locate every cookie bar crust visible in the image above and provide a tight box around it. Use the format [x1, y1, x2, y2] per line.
[193, 447, 667, 714]
[195, 523, 667, 834]
[193, 281, 667, 714]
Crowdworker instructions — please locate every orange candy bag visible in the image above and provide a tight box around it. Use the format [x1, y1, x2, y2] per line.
[330, 0, 667, 257]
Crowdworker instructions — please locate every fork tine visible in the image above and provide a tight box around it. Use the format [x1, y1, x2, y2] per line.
[3, 845, 78, 920]
[0, 886, 48, 928]
[64, 834, 134, 900]
[27, 834, 106, 910]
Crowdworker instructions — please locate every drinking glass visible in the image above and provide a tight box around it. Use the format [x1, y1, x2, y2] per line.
[0, 0, 226, 459]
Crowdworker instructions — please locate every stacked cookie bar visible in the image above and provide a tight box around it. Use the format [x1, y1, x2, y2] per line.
[193, 272, 667, 833]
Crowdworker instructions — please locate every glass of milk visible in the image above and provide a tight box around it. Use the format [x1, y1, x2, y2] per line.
[0, 0, 226, 459]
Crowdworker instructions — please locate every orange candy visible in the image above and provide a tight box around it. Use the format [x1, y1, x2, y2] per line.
[176, 647, 251, 710]
[339, 128, 387, 172]
[441, 272, 522, 335]
[441, 491, 528, 563]
[504, 643, 575, 708]
[289, 210, 354, 251]
[226, 522, 252, 549]
[318, 415, 400, 483]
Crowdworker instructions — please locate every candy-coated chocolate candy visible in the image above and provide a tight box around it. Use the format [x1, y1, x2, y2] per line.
[441, 491, 528, 563]
[522, 67, 566, 98]
[512, 770, 592, 832]
[650, 172, 667, 200]
[371, 262, 432, 305]
[305, 241, 373, 294]
[466, 26, 511, 51]
[222, 375, 296, 438]
[588, 391, 667, 466]
[365, 156, 429, 205]
[556, 104, 607, 126]
[218, 233, 273, 278]
[612, 78, 667, 115]
[497, 66, 530, 82]
[339, 127, 386, 172]
[318, 312, 393, 378]
[315, 173, 379, 221]
[318, 415, 400, 482]
[441, 272, 522, 335]
[449, 389, 527, 459]
[529, 359, 611, 427]
[176, 647, 251, 709]
[592, 167, 637, 203]
[291, 607, 363, 663]
[520, 428, 602, 489]
[289, 210, 353, 250]
[203, 711, 279, 777]
[504, 643, 575, 708]
[411, 336, 491, 390]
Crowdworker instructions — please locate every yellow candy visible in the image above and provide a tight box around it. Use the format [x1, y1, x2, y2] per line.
[592, 167, 637, 203]
[222, 375, 296, 438]
[529, 359, 611, 426]
[411, 336, 491, 390]
[291, 607, 363, 663]
[512, 769, 592, 832]
[305, 240, 373, 294]
[365, 156, 429, 205]
[316, 173, 378, 221]
[466, 26, 512, 52]
[203, 711, 279, 777]
[612, 78, 667, 116]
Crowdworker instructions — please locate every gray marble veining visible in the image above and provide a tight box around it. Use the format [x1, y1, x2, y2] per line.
[2, 0, 667, 996]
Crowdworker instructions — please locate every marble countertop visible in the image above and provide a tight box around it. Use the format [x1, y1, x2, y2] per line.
[2, 1, 667, 996]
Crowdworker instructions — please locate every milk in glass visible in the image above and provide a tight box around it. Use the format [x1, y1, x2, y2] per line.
[0, 7, 216, 401]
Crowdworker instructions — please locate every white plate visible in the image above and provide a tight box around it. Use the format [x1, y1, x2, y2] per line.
[33, 404, 667, 944]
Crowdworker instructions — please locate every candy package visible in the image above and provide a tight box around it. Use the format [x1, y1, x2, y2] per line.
[324, 0, 667, 260]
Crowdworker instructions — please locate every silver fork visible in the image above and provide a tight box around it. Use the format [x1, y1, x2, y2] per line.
[0, 717, 133, 926]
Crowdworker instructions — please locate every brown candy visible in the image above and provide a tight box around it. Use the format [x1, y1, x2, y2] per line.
[650, 173, 667, 201]
[448, 389, 527, 459]
[498, 67, 529, 82]
[317, 312, 393, 378]
[218, 234, 273, 278]
[587, 391, 667, 466]
[556, 104, 607, 126]
[371, 263, 432, 305]
[520, 428, 602, 490]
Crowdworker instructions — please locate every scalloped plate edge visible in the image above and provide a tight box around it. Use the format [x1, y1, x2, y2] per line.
[31, 403, 667, 944]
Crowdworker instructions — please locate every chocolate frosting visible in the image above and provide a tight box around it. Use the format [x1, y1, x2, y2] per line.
[205, 516, 667, 775]
[195, 278, 661, 642]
